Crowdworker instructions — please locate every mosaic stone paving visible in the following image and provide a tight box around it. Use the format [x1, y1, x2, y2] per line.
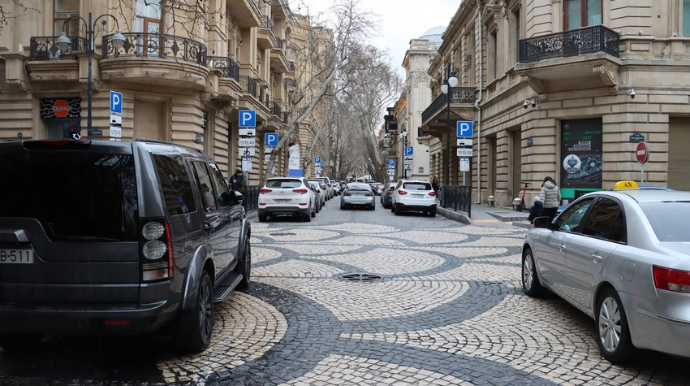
[1, 204, 688, 386]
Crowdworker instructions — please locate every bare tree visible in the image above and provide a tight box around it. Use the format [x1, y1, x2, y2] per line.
[0, 1, 38, 32]
[335, 42, 402, 183]
[264, 0, 378, 180]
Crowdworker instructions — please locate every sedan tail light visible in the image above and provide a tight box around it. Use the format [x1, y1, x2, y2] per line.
[365, 192, 373, 196]
[293, 188, 309, 194]
[260, 188, 273, 193]
[653, 265, 690, 293]
[343, 192, 351, 196]
[398, 189, 408, 195]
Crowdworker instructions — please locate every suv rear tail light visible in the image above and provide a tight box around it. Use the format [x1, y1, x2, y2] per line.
[293, 188, 309, 194]
[429, 191, 436, 197]
[140, 218, 173, 282]
[398, 189, 408, 195]
[260, 188, 273, 193]
[653, 266, 690, 293]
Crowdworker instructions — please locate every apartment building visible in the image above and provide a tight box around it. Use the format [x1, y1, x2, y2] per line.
[0, 0, 333, 185]
[420, 0, 690, 207]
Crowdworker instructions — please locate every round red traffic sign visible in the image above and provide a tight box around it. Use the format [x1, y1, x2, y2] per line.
[636, 142, 648, 164]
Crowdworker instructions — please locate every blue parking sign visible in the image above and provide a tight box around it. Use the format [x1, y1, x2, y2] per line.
[456, 121, 473, 137]
[315, 156, 321, 163]
[110, 91, 122, 114]
[239, 110, 256, 127]
[405, 146, 413, 156]
[265, 132, 278, 147]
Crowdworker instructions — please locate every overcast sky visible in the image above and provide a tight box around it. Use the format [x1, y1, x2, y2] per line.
[290, 0, 461, 77]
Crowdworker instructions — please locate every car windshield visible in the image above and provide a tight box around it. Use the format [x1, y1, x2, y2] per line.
[640, 201, 690, 242]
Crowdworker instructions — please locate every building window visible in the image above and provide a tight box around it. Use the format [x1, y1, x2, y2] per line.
[684, 0, 690, 36]
[564, 0, 602, 30]
[136, 0, 162, 57]
[54, 0, 79, 35]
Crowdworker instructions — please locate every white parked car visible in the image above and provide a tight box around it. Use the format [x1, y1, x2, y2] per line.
[308, 179, 327, 206]
[312, 177, 334, 199]
[391, 180, 437, 217]
[258, 177, 316, 222]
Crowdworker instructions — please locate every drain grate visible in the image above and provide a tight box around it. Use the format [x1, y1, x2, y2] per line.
[340, 273, 383, 282]
[270, 232, 297, 236]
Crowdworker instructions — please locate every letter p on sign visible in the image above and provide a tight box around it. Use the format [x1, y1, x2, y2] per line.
[239, 111, 256, 127]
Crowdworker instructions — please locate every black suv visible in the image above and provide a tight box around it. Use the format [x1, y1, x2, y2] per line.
[0, 139, 251, 353]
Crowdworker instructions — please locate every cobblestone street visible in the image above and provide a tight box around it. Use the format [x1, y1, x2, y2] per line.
[1, 201, 689, 385]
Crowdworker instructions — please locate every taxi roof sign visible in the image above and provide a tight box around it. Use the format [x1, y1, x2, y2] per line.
[613, 180, 639, 190]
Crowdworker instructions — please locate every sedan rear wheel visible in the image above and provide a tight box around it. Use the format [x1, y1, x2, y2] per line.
[521, 248, 544, 296]
[596, 288, 636, 363]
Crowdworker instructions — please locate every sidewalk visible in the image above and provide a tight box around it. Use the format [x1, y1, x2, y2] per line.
[437, 203, 531, 229]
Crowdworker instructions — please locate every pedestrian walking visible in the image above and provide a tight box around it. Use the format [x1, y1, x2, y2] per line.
[229, 168, 247, 209]
[538, 176, 561, 222]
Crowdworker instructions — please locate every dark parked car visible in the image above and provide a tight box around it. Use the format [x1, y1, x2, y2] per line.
[380, 182, 397, 209]
[340, 183, 376, 210]
[0, 139, 251, 353]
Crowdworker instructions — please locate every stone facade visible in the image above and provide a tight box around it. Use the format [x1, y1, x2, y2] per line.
[0, 0, 330, 185]
[419, 0, 690, 207]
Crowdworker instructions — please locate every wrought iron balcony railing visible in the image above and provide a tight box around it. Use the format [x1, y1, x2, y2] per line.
[29, 35, 87, 61]
[102, 32, 207, 65]
[271, 102, 282, 117]
[244, 77, 257, 97]
[421, 87, 476, 125]
[207, 56, 240, 81]
[519, 24, 619, 63]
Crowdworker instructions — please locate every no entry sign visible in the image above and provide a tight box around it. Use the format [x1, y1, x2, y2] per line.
[636, 142, 648, 164]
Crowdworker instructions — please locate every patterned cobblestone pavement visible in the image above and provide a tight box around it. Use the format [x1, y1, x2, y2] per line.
[1, 201, 689, 385]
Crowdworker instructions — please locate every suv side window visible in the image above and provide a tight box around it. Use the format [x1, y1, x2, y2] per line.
[207, 163, 232, 208]
[191, 161, 217, 213]
[153, 154, 196, 216]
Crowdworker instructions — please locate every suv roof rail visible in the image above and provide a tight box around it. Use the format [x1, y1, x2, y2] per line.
[134, 138, 204, 154]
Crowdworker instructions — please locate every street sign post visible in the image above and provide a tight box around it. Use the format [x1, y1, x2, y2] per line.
[636, 141, 648, 184]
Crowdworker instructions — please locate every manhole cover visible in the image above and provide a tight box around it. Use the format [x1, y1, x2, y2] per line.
[340, 273, 382, 282]
[270, 232, 296, 236]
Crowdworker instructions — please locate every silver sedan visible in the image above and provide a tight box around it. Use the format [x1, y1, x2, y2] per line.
[340, 183, 375, 210]
[522, 182, 690, 363]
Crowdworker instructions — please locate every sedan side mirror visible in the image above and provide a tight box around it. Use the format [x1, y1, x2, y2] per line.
[533, 216, 552, 229]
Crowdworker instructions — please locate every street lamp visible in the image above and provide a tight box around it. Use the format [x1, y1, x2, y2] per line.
[56, 13, 125, 137]
[440, 63, 458, 186]
[400, 128, 408, 179]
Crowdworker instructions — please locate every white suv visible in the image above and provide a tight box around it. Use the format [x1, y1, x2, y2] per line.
[391, 180, 437, 217]
[258, 177, 316, 222]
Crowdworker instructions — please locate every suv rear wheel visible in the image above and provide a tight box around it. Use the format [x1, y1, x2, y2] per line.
[175, 270, 214, 353]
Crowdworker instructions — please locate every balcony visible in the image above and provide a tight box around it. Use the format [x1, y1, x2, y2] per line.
[257, 16, 278, 49]
[26, 35, 88, 82]
[421, 87, 476, 128]
[516, 25, 621, 93]
[227, 0, 262, 28]
[207, 56, 242, 103]
[97, 32, 208, 90]
[270, 39, 291, 73]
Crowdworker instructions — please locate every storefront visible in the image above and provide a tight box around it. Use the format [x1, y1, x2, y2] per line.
[40, 98, 82, 139]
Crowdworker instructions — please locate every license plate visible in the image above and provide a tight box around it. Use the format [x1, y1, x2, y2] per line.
[0, 249, 34, 264]
[274, 199, 291, 204]
[412, 194, 423, 198]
